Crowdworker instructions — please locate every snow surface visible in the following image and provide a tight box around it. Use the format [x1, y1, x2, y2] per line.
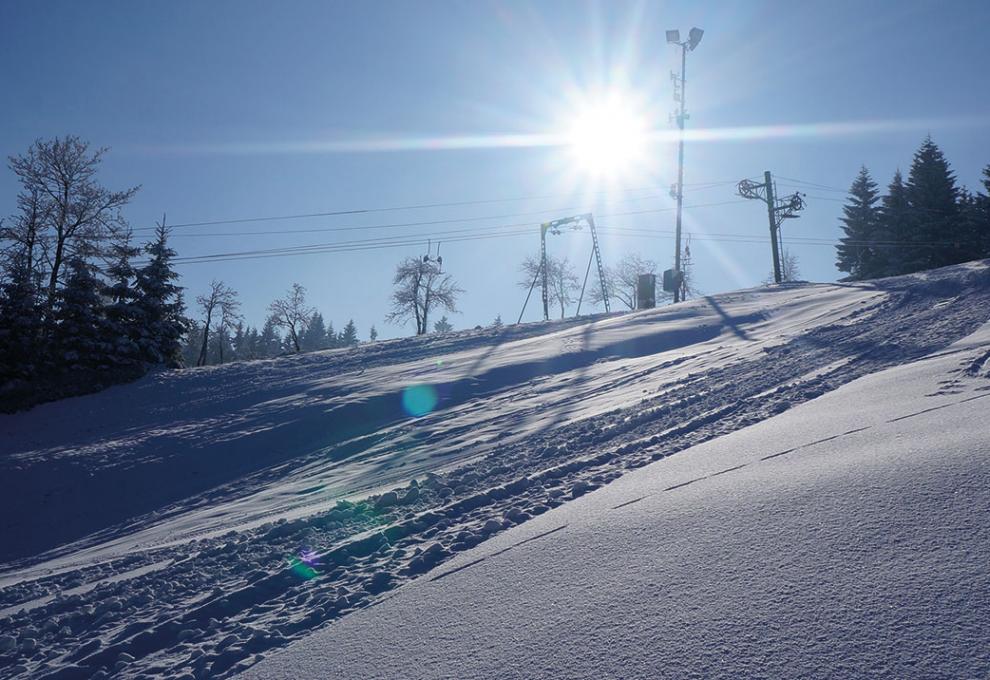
[1, 261, 988, 678]
[246, 316, 990, 679]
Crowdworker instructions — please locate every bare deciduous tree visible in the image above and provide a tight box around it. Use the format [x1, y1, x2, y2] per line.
[268, 283, 315, 352]
[196, 280, 241, 366]
[591, 253, 672, 310]
[386, 257, 462, 335]
[764, 249, 802, 284]
[518, 253, 580, 319]
[8, 136, 139, 310]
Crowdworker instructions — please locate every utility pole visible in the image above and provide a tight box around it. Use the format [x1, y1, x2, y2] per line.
[738, 172, 806, 283]
[666, 27, 704, 303]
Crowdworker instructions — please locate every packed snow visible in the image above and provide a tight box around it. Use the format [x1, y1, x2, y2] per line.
[1, 261, 988, 678]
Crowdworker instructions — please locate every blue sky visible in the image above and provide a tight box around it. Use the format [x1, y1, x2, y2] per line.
[2, 0, 989, 339]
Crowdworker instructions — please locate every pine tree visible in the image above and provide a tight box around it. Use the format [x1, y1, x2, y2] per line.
[369, 325, 378, 342]
[103, 231, 143, 367]
[134, 224, 187, 366]
[339, 319, 359, 346]
[492, 314, 503, 329]
[302, 312, 328, 351]
[902, 136, 961, 272]
[245, 326, 260, 360]
[52, 259, 112, 371]
[325, 321, 337, 348]
[0, 249, 44, 386]
[433, 315, 453, 333]
[259, 316, 282, 357]
[876, 170, 912, 276]
[975, 165, 990, 258]
[836, 166, 882, 280]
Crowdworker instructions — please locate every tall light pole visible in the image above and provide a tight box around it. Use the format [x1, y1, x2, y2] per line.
[666, 27, 703, 303]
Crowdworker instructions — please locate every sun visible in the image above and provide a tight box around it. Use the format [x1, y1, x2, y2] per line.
[565, 94, 650, 180]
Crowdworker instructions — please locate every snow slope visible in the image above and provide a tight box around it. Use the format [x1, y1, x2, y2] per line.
[0, 261, 988, 678]
[246, 311, 990, 680]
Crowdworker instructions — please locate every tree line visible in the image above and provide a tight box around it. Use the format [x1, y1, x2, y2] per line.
[836, 136, 990, 280]
[183, 280, 370, 367]
[0, 137, 186, 410]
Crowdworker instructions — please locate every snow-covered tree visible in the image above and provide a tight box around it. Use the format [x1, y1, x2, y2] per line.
[134, 224, 187, 366]
[102, 230, 143, 368]
[195, 280, 239, 366]
[387, 257, 462, 335]
[51, 258, 111, 371]
[0, 248, 44, 385]
[369, 324, 378, 342]
[8, 136, 138, 311]
[268, 283, 314, 352]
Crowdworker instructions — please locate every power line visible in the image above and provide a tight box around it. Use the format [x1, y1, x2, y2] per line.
[131, 181, 744, 234]
[123, 198, 754, 267]
[774, 175, 848, 192]
[163, 194, 744, 240]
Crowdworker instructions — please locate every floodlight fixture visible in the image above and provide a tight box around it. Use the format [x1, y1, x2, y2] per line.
[688, 27, 704, 51]
[666, 29, 680, 44]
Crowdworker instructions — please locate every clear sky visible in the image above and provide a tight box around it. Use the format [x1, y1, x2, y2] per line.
[2, 0, 989, 339]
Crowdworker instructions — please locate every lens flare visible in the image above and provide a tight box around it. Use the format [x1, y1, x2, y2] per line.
[401, 384, 439, 417]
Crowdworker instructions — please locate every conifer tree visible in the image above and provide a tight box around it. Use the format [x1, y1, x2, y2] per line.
[134, 224, 187, 366]
[0, 249, 44, 385]
[877, 170, 912, 276]
[340, 319, 359, 346]
[836, 167, 881, 279]
[52, 259, 112, 371]
[976, 165, 990, 258]
[259, 316, 282, 358]
[103, 231, 143, 367]
[368, 324, 378, 342]
[433, 315, 453, 333]
[903, 136, 961, 272]
[302, 312, 328, 351]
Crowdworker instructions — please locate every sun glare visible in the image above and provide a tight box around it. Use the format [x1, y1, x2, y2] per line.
[566, 96, 650, 179]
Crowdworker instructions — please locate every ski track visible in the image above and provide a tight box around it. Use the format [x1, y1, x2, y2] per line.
[0, 263, 988, 679]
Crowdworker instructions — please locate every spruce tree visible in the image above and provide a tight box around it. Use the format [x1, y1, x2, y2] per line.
[340, 319, 359, 346]
[977, 165, 990, 258]
[0, 250, 44, 386]
[302, 312, 328, 351]
[903, 136, 961, 272]
[369, 325, 378, 342]
[103, 231, 143, 367]
[52, 259, 112, 371]
[433, 315, 453, 333]
[877, 170, 912, 276]
[259, 316, 282, 357]
[134, 224, 187, 366]
[836, 166, 881, 280]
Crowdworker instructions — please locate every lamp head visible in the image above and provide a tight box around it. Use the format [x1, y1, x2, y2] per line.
[666, 29, 681, 44]
[688, 27, 704, 50]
